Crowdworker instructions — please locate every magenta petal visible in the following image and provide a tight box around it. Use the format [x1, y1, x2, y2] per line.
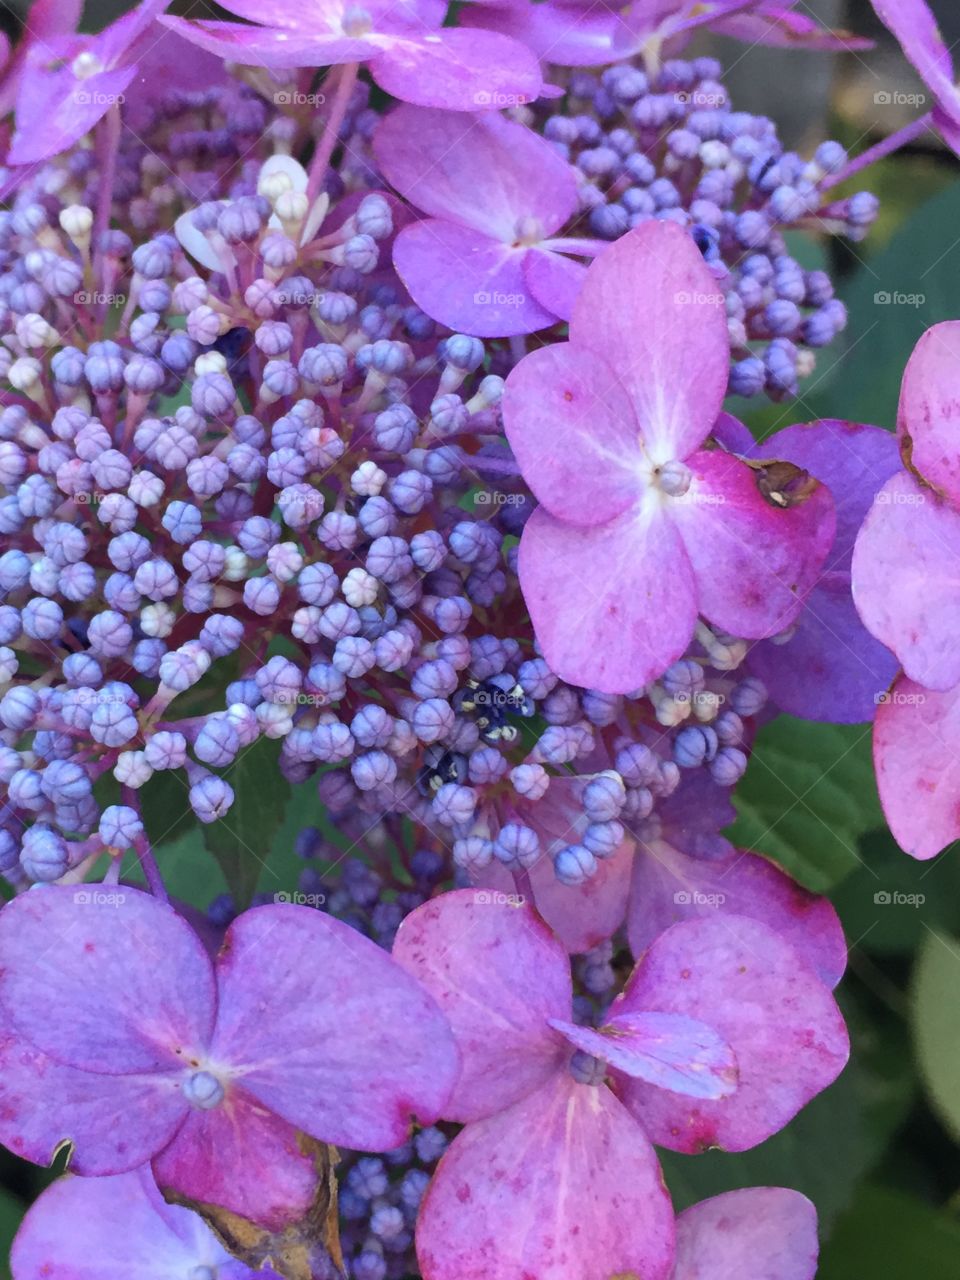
[392, 221, 558, 337]
[9, 62, 139, 165]
[158, 16, 373, 67]
[852, 471, 960, 691]
[627, 836, 848, 989]
[372, 27, 543, 112]
[613, 915, 849, 1152]
[503, 341, 641, 525]
[0, 1030, 187, 1174]
[10, 1168, 242, 1280]
[461, 2, 625, 67]
[209, 904, 458, 1151]
[873, 676, 960, 860]
[522, 247, 588, 322]
[674, 1187, 819, 1280]
[416, 1074, 675, 1280]
[570, 221, 729, 461]
[872, 0, 960, 125]
[519, 502, 697, 693]
[0, 886, 215, 1074]
[550, 1011, 737, 1099]
[897, 320, 960, 503]
[393, 890, 569, 1121]
[374, 105, 576, 239]
[713, 6, 873, 50]
[153, 1087, 320, 1231]
[674, 450, 835, 639]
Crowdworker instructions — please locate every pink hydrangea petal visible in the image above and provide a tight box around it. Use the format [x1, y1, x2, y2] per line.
[374, 105, 576, 239]
[393, 890, 570, 1122]
[416, 1073, 675, 1280]
[0, 1029, 187, 1174]
[0, 886, 216, 1075]
[519, 502, 698, 693]
[612, 915, 849, 1152]
[9, 62, 139, 165]
[627, 836, 848, 989]
[10, 1168, 245, 1280]
[674, 1187, 819, 1280]
[851, 471, 960, 691]
[372, 27, 544, 113]
[159, 16, 374, 67]
[897, 320, 960, 503]
[502, 341, 642, 526]
[569, 221, 729, 461]
[460, 1, 626, 67]
[522, 247, 588, 322]
[873, 675, 960, 860]
[152, 1086, 320, 1231]
[749, 574, 898, 724]
[712, 5, 873, 50]
[872, 0, 960, 124]
[550, 1011, 737, 1098]
[673, 449, 835, 639]
[209, 903, 458, 1151]
[391, 220, 559, 337]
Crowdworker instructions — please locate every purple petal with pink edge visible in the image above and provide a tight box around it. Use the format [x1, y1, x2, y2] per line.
[872, 0, 960, 124]
[373, 106, 576, 240]
[153, 1087, 321, 1231]
[392, 221, 557, 337]
[674, 1187, 819, 1280]
[570, 221, 729, 462]
[752, 419, 901, 568]
[0, 886, 216, 1075]
[673, 449, 835, 639]
[416, 1073, 675, 1280]
[10, 1168, 243, 1280]
[897, 320, 960, 503]
[522, 247, 588, 322]
[712, 5, 873, 50]
[873, 675, 960, 860]
[519, 501, 698, 694]
[502, 341, 641, 526]
[659, 767, 738, 838]
[209, 903, 458, 1151]
[392, 890, 569, 1122]
[23, 0, 84, 38]
[460, 1, 626, 68]
[158, 17, 374, 68]
[476, 833, 633, 954]
[9, 61, 139, 165]
[749, 573, 898, 724]
[95, 0, 171, 65]
[612, 914, 849, 1152]
[627, 836, 848, 989]
[712, 410, 756, 454]
[851, 471, 960, 691]
[372, 27, 544, 113]
[0, 1029, 188, 1174]
[550, 1011, 737, 1099]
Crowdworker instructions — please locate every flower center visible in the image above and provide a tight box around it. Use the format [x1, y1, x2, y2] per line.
[342, 7, 374, 36]
[71, 51, 106, 80]
[654, 458, 692, 497]
[513, 216, 545, 247]
[183, 1069, 225, 1110]
[569, 1049, 606, 1086]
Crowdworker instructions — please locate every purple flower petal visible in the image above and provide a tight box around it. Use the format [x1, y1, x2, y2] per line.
[713, 4, 873, 50]
[522, 247, 589, 321]
[674, 1187, 819, 1280]
[897, 319, 960, 504]
[372, 27, 544, 112]
[393, 890, 571, 1122]
[872, 0, 960, 126]
[461, 1, 626, 68]
[159, 16, 374, 67]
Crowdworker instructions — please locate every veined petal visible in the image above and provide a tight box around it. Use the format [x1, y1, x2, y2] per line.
[674, 1187, 819, 1280]
[372, 28, 544, 114]
[898, 320, 960, 504]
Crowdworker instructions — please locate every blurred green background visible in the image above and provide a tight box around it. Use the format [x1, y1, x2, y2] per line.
[1, 0, 960, 1274]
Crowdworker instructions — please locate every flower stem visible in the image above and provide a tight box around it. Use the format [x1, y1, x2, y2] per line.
[306, 63, 360, 206]
[821, 113, 934, 190]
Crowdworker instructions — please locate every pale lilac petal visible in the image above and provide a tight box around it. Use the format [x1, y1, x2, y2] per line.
[550, 1011, 737, 1099]
[0, 886, 216, 1074]
[627, 836, 848, 989]
[570, 221, 729, 461]
[158, 16, 373, 67]
[416, 1073, 675, 1280]
[209, 904, 459, 1150]
[519, 502, 698, 693]
[502, 341, 642, 525]
[9, 63, 139, 165]
[373, 105, 576, 239]
[153, 1088, 320, 1231]
[897, 320, 960, 503]
[10, 1169, 242, 1280]
[392, 890, 569, 1122]
[673, 449, 835, 639]
[713, 5, 872, 50]
[0, 1030, 187, 1174]
[613, 915, 848, 1152]
[461, 2, 626, 67]
[873, 675, 960, 860]
[391, 220, 558, 336]
[372, 27, 543, 112]
[872, 0, 960, 125]
[851, 471, 960, 691]
[674, 1187, 819, 1280]
[522, 247, 588, 321]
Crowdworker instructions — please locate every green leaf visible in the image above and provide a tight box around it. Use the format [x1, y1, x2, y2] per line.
[202, 737, 291, 910]
[912, 930, 960, 1143]
[726, 716, 882, 892]
[818, 1185, 960, 1278]
[139, 767, 197, 849]
[0, 1188, 24, 1279]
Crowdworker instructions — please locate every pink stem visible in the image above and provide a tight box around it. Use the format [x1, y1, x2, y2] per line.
[305, 63, 360, 206]
[92, 104, 122, 308]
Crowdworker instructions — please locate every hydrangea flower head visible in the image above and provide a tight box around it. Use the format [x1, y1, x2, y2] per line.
[503, 219, 835, 692]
